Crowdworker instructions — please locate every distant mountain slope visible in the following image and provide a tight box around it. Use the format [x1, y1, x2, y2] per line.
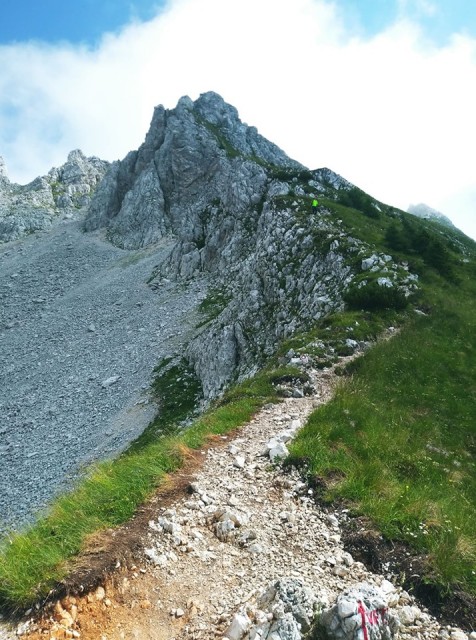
[407, 202, 455, 229]
[0, 150, 109, 243]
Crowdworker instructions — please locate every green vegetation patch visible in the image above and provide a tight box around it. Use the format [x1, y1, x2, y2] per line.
[336, 186, 380, 219]
[196, 287, 232, 327]
[276, 308, 405, 367]
[289, 280, 476, 596]
[128, 358, 203, 452]
[344, 280, 410, 311]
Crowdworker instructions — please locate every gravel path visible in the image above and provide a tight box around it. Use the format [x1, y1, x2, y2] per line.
[10, 364, 468, 639]
[0, 221, 206, 535]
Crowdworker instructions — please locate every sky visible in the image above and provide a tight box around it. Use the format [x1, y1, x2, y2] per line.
[0, 0, 475, 240]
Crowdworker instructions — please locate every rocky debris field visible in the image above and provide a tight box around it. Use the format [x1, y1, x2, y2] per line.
[0, 220, 206, 534]
[6, 362, 473, 640]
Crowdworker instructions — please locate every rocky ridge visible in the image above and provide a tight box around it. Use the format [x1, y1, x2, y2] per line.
[83, 91, 418, 399]
[0, 150, 109, 243]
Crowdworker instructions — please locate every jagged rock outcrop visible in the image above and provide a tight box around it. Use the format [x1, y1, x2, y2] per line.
[317, 583, 400, 639]
[83, 91, 417, 399]
[83, 92, 303, 250]
[0, 150, 108, 243]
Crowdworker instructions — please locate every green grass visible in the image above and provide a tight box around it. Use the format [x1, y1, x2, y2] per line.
[289, 271, 476, 595]
[0, 362, 297, 612]
[196, 287, 232, 327]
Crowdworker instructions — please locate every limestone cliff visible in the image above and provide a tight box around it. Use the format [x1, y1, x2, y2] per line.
[84, 92, 302, 250]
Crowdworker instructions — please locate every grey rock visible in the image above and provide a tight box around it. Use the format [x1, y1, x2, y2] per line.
[234, 455, 246, 469]
[225, 613, 251, 640]
[242, 579, 318, 639]
[269, 442, 289, 462]
[318, 583, 400, 639]
[80, 92, 418, 402]
[397, 605, 422, 625]
[0, 150, 108, 243]
[101, 375, 121, 388]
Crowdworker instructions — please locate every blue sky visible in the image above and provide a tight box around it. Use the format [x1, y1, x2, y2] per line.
[0, 0, 165, 45]
[0, 0, 475, 239]
[1, 0, 474, 46]
[338, 0, 476, 43]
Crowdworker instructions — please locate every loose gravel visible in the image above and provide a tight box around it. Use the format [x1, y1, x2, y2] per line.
[0, 221, 206, 535]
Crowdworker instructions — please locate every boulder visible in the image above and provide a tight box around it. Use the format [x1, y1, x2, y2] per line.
[317, 583, 400, 640]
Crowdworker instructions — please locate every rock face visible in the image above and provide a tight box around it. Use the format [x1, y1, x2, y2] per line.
[82, 91, 418, 400]
[84, 92, 303, 249]
[0, 150, 109, 243]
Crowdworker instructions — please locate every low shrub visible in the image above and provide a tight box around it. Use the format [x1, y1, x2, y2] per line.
[344, 282, 408, 311]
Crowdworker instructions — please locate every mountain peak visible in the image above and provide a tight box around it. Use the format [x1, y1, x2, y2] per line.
[193, 91, 239, 125]
[407, 202, 455, 229]
[83, 91, 303, 248]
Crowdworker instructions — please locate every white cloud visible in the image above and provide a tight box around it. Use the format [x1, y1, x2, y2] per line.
[0, 0, 475, 239]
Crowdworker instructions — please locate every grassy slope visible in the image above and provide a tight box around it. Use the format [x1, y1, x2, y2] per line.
[289, 201, 476, 596]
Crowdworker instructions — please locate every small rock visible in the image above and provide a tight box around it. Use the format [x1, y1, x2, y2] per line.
[101, 375, 120, 388]
[398, 605, 421, 625]
[95, 586, 106, 601]
[248, 543, 265, 554]
[233, 456, 246, 469]
[269, 442, 289, 462]
[224, 613, 251, 640]
[144, 548, 167, 566]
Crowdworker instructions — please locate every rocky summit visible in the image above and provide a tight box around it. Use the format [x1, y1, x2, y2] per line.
[84, 91, 418, 398]
[0, 150, 108, 243]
